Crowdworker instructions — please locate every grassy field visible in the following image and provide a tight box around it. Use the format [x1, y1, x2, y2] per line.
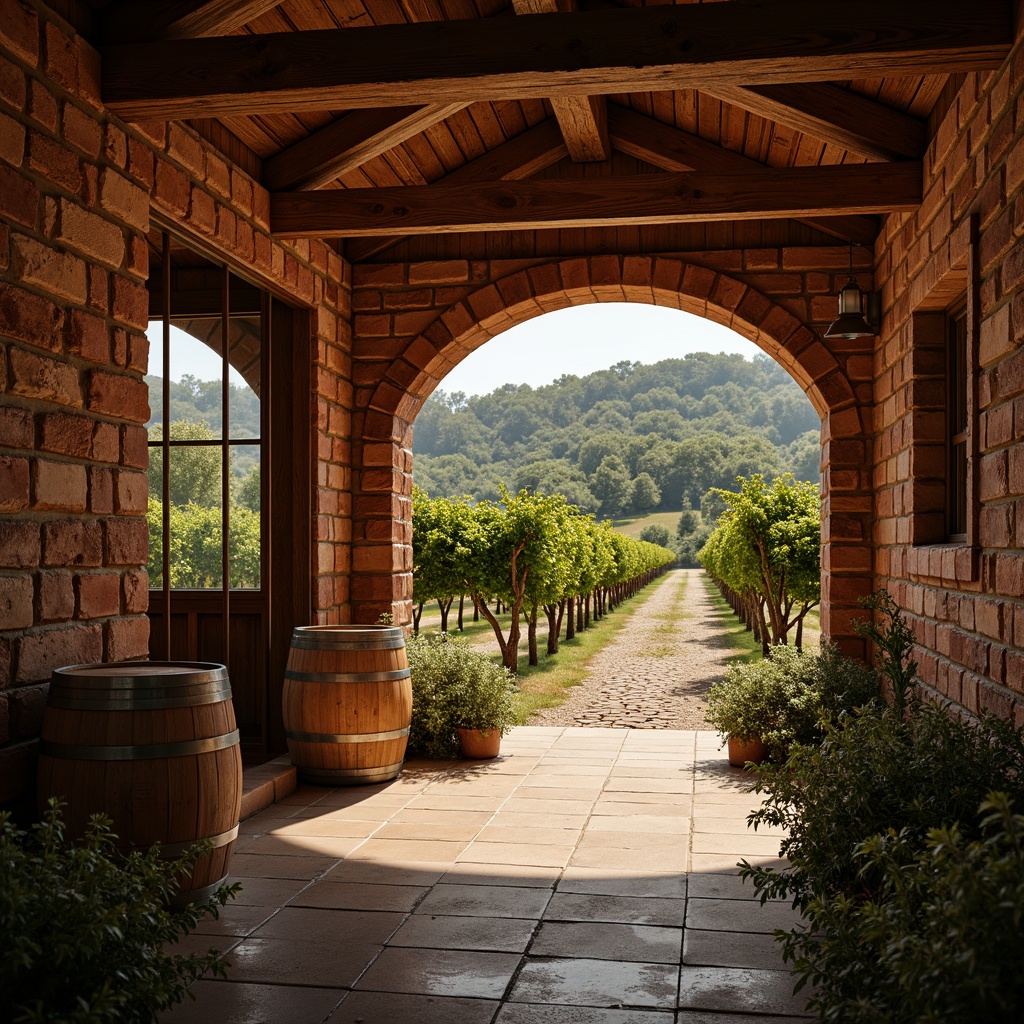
[609, 509, 682, 538]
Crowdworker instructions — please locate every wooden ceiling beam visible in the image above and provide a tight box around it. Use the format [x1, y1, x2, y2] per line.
[512, 0, 610, 162]
[271, 163, 922, 239]
[264, 103, 468, 191]
[102, 1, 284, 45]
[706, 82, 927, 161]
[344, 118, 569, 262]
[102, 0, 1013, 120]
[607, 105, 878, 245]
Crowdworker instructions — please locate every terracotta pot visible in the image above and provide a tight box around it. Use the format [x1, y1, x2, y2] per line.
[727, 735, 768, 767]
[457, 726, 502, 759]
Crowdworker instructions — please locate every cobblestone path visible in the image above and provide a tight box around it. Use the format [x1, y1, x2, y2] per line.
[529, 568, 732, 730]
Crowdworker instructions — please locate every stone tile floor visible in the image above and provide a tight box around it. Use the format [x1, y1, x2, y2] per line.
[164, 727, 809, 1023]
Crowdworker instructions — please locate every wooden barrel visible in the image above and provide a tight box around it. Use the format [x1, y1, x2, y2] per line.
[283, 625, 412, 785]
[37, 662, 242, 905]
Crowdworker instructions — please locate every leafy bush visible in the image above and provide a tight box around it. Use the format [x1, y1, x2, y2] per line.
[740, 592, 1024, 1023]
[789, 793, 1024, 1023]
[705, 643, 877, 759]
[2, 801, 238, 1024]
[407, 633, 518, 757]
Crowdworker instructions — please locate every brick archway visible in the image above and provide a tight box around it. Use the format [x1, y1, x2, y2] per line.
[351, 254, 874, 656]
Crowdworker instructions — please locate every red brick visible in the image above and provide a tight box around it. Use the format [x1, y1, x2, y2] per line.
[88, 466, 112, 513]
[75, 572, 119, 619]
[11, 232, 88, 303]
[58, 200, 125, 268]
[0, 1, 39, 66]
[88, 371, 149, 422]
[16, 623, 102, 683]
[110, 274, 148, 330]
[153, 159, 189, 217]
[42, 519, 102, 567]
[167, 123, 204, 175]
[40, 411, 92, 458]
[33, 458, 87, 512]
[61, 102, 100, 158]
[105, 517, 148, 567]
[105, 615, 149, 661]
[408, 261, 468, 286]
[0, 54, 26, 112]
[43, 21, 76, 90]
[0, 108, 24, 165]
[126, 134, 154, 188]
[37, 570, 73, 622]
[64, 308, 108, 363]
[0, 454, 29, 510]
[9, 347, 81, 405]
[113, 469, 147, 514]
[0, 404, 31, 448]
[27, 77, 55, 131]
[0, 574, 32, 628]
[99, 167, 148, 231]
[122, 569, 148, 613]
[0, 521, 38, 568]
[28, 130, 81, 194]
[0, 163, 36, 226]
[120, 424, 149, 469]
[0, 284, 62, 351]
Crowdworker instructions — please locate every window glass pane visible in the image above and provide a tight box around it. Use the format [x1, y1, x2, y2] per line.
[229, 314, 261, 440]
[169, 319, 227, 439]
[230, 445, 261, 590]
[168, 451, 223, 589]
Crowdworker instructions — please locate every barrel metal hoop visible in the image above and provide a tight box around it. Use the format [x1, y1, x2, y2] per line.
[290, 636, 406, 652]
[286, 726, 410, 744]
[297, 760, 405, 784]
[46, 685, 232, 711]
[40, 730, 240, 761]
[157, 824, 240, 858]
[170, 876, 229, 907]
[284, 668, 410, 684]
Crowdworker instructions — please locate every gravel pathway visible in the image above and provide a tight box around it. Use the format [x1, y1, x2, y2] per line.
[529, 568, 732, 730]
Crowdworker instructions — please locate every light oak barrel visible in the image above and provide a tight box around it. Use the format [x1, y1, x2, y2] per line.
[37, 662, 242, 906]
[283, 625, 412, 785]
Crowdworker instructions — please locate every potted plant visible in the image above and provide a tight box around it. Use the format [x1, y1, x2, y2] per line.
[706, 644, 877, 766]
[407, 634, 519, 759]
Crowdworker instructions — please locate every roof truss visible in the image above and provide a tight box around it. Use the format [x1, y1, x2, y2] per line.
[270, 163, 923, 238]
[102, 0, 1012, 120]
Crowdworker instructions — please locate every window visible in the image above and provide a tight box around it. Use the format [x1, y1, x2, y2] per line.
[946, 306, 968, 541]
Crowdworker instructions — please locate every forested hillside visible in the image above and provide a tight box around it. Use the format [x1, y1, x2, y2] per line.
[413, 353, 819, 517]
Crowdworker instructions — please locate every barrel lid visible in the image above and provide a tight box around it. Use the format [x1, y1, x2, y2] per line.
[52, 661, 228, 686]
[291, 625, 406, 649]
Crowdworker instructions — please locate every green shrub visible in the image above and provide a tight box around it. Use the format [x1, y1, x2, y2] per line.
[740, 592, 1024, 1023]
[2, 800, 238, 1024]
[705, 643, 877, 759]
[787, 793, 1024, 1023]
[407, 633, 517, 758]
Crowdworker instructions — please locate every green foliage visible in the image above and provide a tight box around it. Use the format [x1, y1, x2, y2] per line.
[740, 597, 1024, 1023]
[639, 524, 670, 548]
[705, 643, 878, 758]
[147, 498, 260, 589]
[406, 633, 518, 757]
[796, 793, 1024, 1023]
[147, 420, 221, 509]
[2, 800, 237, 1024]
[413, 354, 821, 508]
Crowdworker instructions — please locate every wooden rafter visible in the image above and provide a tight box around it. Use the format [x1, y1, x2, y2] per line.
[606, 105, 879, 245]
[271, 163, 923, 239]
[102, 1, 283, 45]
[512, 0, 610, 163]
[264, 104, 467, 191]
[344, 118, 569, 262]
[706, 83, 927, 161]
[102, 0, 1013, 120]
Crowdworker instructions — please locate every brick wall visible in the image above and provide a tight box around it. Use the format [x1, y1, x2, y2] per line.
[874, 33, 1024, 726]
[0, 0, 353, 802]
[349, 251, 877, 652]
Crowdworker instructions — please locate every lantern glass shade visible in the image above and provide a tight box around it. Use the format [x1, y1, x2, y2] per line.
[824, 278, 875, 340]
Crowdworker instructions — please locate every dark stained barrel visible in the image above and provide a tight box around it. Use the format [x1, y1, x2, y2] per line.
[283, 625, 412, 785]
[37, 662, 242, 905]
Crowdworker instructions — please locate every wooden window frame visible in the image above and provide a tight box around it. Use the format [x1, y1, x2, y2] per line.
[946, 304, 969, 543]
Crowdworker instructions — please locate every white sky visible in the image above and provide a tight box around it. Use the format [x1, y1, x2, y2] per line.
[436, 303, 763, 398]
[154, 304, 763, 397]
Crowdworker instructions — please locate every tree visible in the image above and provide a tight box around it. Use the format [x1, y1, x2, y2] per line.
[700, 474, 821, 653]
[411, 491, 475, 633]
[628, 472, 661, 515]
[590, 455, 631, 518]
[639, 525, 671, 548]
[147, 420, 221, 508]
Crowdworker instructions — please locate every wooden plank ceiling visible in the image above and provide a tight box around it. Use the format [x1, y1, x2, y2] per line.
[85, 0, 1015, 261]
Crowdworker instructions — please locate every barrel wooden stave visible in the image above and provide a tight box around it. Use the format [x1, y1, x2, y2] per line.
[283, 626, 412, 785]
[37, 662, 241, 903]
